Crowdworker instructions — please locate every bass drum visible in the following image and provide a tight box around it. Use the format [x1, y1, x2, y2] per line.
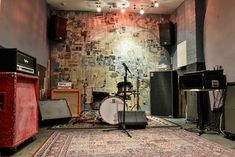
[99, 96, 124, 125]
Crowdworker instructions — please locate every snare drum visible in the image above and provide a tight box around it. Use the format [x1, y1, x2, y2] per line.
[117, 81, 133, 96]
[99, 96, 124, 125]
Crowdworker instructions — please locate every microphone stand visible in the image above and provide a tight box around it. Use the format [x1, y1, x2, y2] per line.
[103, 64, 132, 138]
[120, 66, 132, 137]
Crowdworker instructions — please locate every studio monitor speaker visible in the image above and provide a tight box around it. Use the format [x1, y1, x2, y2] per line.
[49, 15, 67, 42]
[118, 111, 147, 129]
[150, 71, 178, 117]
[159, 22, 175, 46]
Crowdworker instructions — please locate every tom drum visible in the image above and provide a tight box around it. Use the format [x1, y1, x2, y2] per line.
[117, 81, 133, 96]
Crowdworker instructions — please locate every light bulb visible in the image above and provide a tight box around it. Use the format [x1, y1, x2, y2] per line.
[140, 9, 144, 15]
[154, 1, 159, 7]
[97, 7, 101, 12]
[121, 8, 125, 13]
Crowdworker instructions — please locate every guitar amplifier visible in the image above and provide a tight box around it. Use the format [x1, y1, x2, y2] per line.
[179, 70, 226, 90]
[0, 48, 36, 75]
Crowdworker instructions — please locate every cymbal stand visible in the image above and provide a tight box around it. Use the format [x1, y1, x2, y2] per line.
[131, 70, 141, 111]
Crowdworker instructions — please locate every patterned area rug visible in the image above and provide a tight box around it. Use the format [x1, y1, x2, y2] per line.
[33, 128, 235, 157]
[51, 116, 177, 129]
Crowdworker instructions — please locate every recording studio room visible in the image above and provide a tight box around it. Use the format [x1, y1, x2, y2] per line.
[1, 0, 235, 156]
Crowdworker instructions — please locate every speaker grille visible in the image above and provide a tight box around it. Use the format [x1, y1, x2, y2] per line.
[150, 71, 178, 117]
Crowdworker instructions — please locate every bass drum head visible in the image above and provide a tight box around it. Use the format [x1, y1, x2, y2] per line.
[100, 96, 124, 125]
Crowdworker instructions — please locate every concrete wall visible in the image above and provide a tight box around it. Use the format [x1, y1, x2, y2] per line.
[171, 0, 205, 69]
[204, 0, 235, 82]
[0, 0, 49, 67]
[170, 0, 206, 118]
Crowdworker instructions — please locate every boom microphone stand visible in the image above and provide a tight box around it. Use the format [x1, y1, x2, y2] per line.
[103, 63, 132, 138]
[121, 63, 132, 137]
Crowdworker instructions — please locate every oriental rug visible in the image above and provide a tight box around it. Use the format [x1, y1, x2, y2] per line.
[33, 128, 235, 157]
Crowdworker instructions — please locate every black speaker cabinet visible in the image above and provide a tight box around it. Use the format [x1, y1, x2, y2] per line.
[159, 22, 175, 46]
[118, 111, 147, 129]
[224, 83, 235, 135]
[49, 15, 67, 42]
[150, 71, 178, 117]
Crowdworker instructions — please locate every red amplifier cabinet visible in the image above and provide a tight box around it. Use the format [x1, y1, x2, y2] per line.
[0, 72, 38, 148]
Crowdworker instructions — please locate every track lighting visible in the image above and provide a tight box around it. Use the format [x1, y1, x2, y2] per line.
[133, 4, 136, 10]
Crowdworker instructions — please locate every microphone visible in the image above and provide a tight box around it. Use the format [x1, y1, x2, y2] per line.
[122, 63, 131, 74]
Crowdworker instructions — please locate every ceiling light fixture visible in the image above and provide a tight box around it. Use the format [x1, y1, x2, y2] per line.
[133, 4, 136, 10]
[140, 8, 144, 15]
[121, 8, 125, 13]
[121, 4, 125, 13]
[96, 1, 101, 13]
[97, 5, 101, 12]
[154, 1, 159, 7]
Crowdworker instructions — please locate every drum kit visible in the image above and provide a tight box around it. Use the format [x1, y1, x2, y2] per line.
[76, 64, 141, 127]
[87, 81, 133, 125]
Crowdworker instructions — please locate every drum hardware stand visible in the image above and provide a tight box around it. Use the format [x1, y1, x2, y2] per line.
[131, 70, 141, 111]
[73, 79, 99, 125]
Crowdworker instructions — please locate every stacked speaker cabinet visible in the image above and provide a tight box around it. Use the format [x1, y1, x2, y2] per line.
[150, 71, 178, 118]
[0, 72, 38, 148]
[159, 22, 175, 46]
